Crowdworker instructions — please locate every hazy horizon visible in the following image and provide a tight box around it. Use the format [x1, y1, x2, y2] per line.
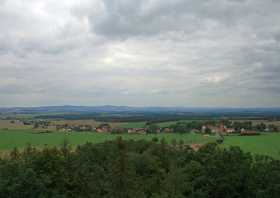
[1, 104, 280, 109]
[1, 0, 280, 107]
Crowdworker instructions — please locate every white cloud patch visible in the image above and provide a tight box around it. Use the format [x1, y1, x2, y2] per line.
[205, 73, 230, 84]
[0, 0, 280, 107]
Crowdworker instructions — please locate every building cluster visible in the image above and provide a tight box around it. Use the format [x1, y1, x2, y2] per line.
[17, 119, 50, 129]
[240, 129, 260, 136]
[201, 124, 236, 135]
[201, 124, 261, 136]
[56, 123, 112, 133]
[9, 118, 275, 136]
[127, 126, 179, 134]
[127, 128, 147, 134]
[54, 122, 263, 136]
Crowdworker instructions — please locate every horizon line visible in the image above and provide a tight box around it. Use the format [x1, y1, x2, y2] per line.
[1, 105, 280, 109]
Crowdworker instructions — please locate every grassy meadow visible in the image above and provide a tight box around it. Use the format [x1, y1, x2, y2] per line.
[0, 129, 215, 151]
[118, 120, 208, 128]
[223, 133, 280, 159]
[118, 121, 147, 128]
[0, 128, 280, 159]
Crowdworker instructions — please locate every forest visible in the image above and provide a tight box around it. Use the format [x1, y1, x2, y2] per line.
[0, 138, 279, 198]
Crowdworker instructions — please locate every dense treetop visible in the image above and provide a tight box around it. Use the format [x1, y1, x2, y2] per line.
[0, 138, 279, 198]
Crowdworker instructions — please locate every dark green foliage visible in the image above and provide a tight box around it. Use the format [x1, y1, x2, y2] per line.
[0, 140, 279, 198]
[255, 123, 267, 132]
[152, 137, 159, 142]
[111, 127, 127, 134]
[170, 121, 203, 133]
[204, 127, 212, 134]
[232, 121, 253, 132]
[267, 124, 278, 132]
[146, 124, 160, 134]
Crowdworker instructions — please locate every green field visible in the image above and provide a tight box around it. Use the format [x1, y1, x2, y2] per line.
[0, 129, 280, 159]
[118, 120, 201, 128]
[119, 121, 147, 128]
[0, 129, 215, 151]
[223, 133, 280, 159]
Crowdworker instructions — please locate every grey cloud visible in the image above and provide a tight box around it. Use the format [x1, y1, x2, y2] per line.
[88, 0, 263, 39]
[0, 0, 280, 107]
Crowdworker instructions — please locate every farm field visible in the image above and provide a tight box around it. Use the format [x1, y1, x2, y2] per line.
[0, 129, 280, 159]
[118, 119, 208, 128]
[0, 120, 33, 130]
[0, 129, 215, 151]
[118, 121, 147, 128]
[223, 133, 280, 159]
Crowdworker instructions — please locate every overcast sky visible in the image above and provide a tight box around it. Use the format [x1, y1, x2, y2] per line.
[0, 0, 280, 107]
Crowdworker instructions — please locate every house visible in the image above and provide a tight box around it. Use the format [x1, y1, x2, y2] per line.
[201, 125, 216, 133]
[96, 123, 111, 133]
[161, 127, 173, 133]
[202, 124, 228, 135]
[191, 129, 200, 134]
[74, 125, 93, 132]
[127, 128, 136, 134]
[136, 128, 147, 134]
[56, 124, 70, 131]
[240, 128, 260, 136]
[128, 128, 146, 134]
[207, 125, 219, 134]
[226, 128, 235, 133]
[217, 124, 236, 135]
[201, 125, 207, 133]
[156, 128, 161, 133]
[218, 124, 227, 135]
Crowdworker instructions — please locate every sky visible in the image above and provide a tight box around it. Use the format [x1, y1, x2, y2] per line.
[0, 0, 280, 107]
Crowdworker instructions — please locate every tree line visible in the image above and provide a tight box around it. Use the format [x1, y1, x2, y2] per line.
[0, 138, 279, 197]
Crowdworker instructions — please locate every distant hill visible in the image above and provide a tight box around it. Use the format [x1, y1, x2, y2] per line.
[1, 105, 280, 117]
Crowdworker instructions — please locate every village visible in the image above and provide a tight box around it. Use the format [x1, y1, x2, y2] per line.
[13, 118, 278, 136]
